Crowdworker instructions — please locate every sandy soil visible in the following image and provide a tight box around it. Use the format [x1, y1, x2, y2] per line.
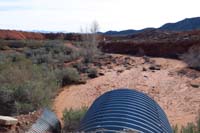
[53, 54, 200, 128]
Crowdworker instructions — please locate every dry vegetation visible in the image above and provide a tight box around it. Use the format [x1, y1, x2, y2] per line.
[180, 45, 200, 70]
[62, 107, 87, 132]
[0, 36, 100, 117]
[0, 29, 200, 132]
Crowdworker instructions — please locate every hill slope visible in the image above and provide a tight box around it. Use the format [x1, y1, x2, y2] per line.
[103, 17, 200, 36]
[159, 17, 200, 31]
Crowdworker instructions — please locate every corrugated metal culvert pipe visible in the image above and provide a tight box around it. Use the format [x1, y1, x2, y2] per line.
[79, 89, 172, 133]
[27, 109, 61, 133]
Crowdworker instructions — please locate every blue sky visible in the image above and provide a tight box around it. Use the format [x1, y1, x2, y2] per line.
[0, 0, 200, 32]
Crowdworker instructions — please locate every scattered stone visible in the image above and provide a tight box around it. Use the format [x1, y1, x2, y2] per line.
[178, 68, 200, 79]
[124, 57, 131, 60]
[107, 65, 113, 69]
[117, 69, 124, 73]
[149, 65, 161, 70]
[0, 116, 18, 126]
[190, 79, 200, 88]
[99, 72, 105, 76]
[142, 67, 147, 71]
[126, 66, 132, 70]
[149, 88, 159, 95]
[78, 79, 87, 84]
[143, 56, 150, 63]
[191, 84, 199, 88]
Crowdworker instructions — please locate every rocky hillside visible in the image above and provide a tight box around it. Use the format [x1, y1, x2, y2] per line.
[100, 30, 200, 58]
[0, 30, 81, 40]
[0, 30, 45, 40]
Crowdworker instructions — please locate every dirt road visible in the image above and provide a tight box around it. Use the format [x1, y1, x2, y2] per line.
[53, 54, 200, 127]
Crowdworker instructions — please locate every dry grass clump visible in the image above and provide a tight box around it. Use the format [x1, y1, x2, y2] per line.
[180, 45, 200, 70]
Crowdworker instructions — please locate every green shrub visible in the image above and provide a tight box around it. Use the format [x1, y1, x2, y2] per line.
[87, 67, 98, 78]
[173, 125, 178, 133]
[81, 45, 101, 63]
[0, 45, 10, 50]
[62, 107, 87, 132]
[0, 39, 101, 116]
[23, 41, 81, 66]
[198, 117, 200, 133]
[56, 67, 81, 86]
[0, 88, 15, 115]
[173, 116, 200, 133]
[181, 123, 196, 133]
[0, 59, 59, 115]
[73, 63, 87, 73]
[181, 45, 200, 70]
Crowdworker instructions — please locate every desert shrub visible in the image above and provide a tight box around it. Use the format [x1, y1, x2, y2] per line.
[0, 53, 8, 65]
[198, 118, 200, 133]
[172, 125, 178, 133]
[23, 41, 82, 66]
[62, 107, 87, 132]
[81, 45, 101, 63]
[0, 58, 59, 115]
[0, 88, 15, 115]
[181, 123, 196, 133]
[87, 67, 98, 78]
[180, 45, 200, 70]
[173, 116, 200, 133]
[73, 63, 87, 73]
[56, 67, 81, 86]
[0, 38, 102, 117]
[1, 39, 100, 66]
[0, 45, 10, 50]
[0, 40, 45, 49]
[0, 40, 81, 66]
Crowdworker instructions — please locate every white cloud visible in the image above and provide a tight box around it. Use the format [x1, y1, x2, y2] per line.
[0, 0, 200, 32]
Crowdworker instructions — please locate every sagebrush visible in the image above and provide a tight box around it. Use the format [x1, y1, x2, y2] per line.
[181, 45, 200, 70]
[62, 107, 87, 132]
[0, 58, 59, 115]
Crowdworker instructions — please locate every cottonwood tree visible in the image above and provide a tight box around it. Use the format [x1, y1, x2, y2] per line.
[90, 21, 99, 45]
[80, 21, 101, 63]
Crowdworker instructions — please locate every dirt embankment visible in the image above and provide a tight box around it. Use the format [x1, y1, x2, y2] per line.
[53, 54, 200, 128]
[0, 30, 45, 40]
[2, 29, 200, 59]
[100, 30, 200, 58]
[0, 29, 105, 41]
[0, 29, 81, 40]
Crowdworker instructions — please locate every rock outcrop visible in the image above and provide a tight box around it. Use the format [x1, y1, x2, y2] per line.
[100, 30, 200, 58]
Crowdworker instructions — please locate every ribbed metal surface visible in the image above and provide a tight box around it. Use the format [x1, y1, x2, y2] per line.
[79, 89, 172, 133]
[28, 109, 61, 133]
